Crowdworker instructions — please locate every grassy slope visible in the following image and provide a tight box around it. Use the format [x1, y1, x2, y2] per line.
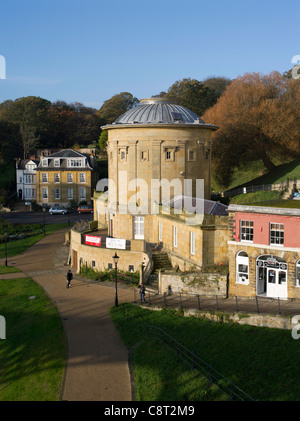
[212, 156, 300, 192]
[0, 277, 66, 401]
[111, 304, 300, 401]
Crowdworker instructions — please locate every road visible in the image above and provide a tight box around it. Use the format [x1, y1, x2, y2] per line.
[0, 211, 93, 225]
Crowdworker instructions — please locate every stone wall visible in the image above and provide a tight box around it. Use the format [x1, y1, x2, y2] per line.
[143, 305, 295, 330]
[159, 271, 227, 296]
[70, 228, 149, 274]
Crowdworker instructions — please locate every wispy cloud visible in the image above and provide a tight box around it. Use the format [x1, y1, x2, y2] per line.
[7, 76, 63, 85]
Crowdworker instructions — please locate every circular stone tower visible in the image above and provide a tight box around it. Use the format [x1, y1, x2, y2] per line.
[101, 97, 218, 240]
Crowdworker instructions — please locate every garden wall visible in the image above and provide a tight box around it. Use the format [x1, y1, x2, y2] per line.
[159, 271, 228, 296]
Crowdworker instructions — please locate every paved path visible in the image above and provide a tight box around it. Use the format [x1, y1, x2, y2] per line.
[4, 230, 133, 401]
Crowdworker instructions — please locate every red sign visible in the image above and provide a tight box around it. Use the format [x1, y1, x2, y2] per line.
[85, 235, 101, 247]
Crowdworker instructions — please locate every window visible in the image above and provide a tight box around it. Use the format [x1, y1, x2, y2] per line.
[129, 265, 134, 273]
[240, 220, 253, 242]
[172, 112, 182, 121]
[68, 158, 84, 167]
[173, 225, 177, 248]
[67, 188, 73, 200]
[25, 188, 36, 198]
[54, 188, 60, 200]
[236, 251, 249, 284]
[42, 173, 48, 183]
[296, 260, 300, 287]
[270, 223, 284, 245]
[141, 151, 148, 161]
[108, 263, 113, 270]
[158, 221, 162, 242]
[42, 159, 48, 167]
[166, 151, 172, 160]
[54, 173, 60, 183]
[133, 216, 144, 240]
[188, 150, 195, 161]
[25, 175, 33, 184]
[42, 188, 48, 199]
[54, 159, 60, 167]
[79, 173, 86, 183]
[79, 187, 86, 200]
[92, 260, 95, 268]
[120, 151, 126, 160]
[190, 231, 195, 255]
[67, 173, 73, 183]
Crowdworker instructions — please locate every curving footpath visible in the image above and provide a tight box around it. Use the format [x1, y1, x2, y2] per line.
[5, 229, 133, 401]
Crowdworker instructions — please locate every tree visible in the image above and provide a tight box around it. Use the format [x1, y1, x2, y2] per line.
[0, 96, 51, 158]
[202, 72, 300, 188]
[0, 120, 22, 161]
[97, 92, 139, 124]
[202, 76, 232, 97]
[164, 78, 220, 116]
[98, 130, 108, 152]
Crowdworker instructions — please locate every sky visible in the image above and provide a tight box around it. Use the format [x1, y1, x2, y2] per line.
[0, 0, 299, 110]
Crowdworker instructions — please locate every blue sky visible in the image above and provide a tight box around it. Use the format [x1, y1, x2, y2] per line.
[0, 0, 299, 109]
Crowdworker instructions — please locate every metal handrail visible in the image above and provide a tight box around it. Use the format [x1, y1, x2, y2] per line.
[135, 291, 296, 316]
[143, 242, 153, 282]
[145, 324, 256, 401]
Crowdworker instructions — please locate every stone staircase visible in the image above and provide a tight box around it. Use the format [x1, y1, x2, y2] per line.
[147, 251, 173, 290]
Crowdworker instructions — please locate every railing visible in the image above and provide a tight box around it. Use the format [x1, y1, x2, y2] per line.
[218, 178, 300, 198]
[134, 290, 300, 316]
[145, 324, 256, 401]
[143, 242, 153, 282]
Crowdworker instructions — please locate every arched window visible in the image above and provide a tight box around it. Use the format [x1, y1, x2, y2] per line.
[296, 260, 300, 287]
[236, 251, 249, 285]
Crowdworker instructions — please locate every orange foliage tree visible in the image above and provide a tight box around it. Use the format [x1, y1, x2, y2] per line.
[202, 72, 300, 188]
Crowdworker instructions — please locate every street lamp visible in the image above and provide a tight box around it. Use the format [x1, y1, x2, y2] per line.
[112, 252, 119, 307]
[4, 230, 7, 267]
[43, 205, 46, 236]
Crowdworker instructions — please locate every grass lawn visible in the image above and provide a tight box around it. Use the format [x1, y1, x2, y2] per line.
[0, 223, 69, 257]
[0, 277, 66, 401]
[0, 265, 21, 274]
[111, 304, 300, 401]
[212, 156, 300, 192]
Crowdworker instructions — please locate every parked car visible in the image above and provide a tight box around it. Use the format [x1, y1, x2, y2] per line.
[49, 206, 68, 215]
[77, 205, 93, 214]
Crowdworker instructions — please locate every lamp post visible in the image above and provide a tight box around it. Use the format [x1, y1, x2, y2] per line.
[112, 252, 119, 307]
[43, 205, 46, 236]
[4, 230, 7, 267]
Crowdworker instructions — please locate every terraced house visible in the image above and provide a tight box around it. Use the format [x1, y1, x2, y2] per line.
[36, 149, 98, 207]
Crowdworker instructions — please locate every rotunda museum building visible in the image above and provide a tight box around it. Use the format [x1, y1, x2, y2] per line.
[99, 98, 218, 241]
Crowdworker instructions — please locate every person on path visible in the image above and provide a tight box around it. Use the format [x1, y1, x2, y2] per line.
[138, 282, 146, 303]
[66, 269, 73, 288]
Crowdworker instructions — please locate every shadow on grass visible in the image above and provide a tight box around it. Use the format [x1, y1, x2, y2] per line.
[111, 304, 300, 402]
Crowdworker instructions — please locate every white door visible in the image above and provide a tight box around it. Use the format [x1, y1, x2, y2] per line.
[267, 268, 287, 299]
[133, 216, 144, 240]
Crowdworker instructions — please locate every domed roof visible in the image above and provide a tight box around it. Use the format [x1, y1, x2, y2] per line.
[113, 98, 205, 125]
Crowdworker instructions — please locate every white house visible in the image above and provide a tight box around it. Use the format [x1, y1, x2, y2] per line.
[16, 158, 39, 201]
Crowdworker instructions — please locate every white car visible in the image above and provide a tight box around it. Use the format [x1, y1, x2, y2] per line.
[49, 206, 68, 215]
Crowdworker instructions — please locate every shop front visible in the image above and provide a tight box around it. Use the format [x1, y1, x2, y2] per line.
[256, 255, 287, 299]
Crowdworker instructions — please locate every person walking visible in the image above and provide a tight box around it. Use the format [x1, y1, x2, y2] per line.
[66, 269, 73, 288]
[138, 282, 146, 303]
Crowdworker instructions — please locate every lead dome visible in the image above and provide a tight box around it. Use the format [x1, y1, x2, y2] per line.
[113, 98, 205, 125]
